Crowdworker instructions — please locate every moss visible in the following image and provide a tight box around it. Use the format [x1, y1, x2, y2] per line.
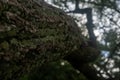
[0, 0, 98, 80]
[19, 75, 28, 80]
[7, 29, 17, 37]
[10, 38, 18, 45]
[20, 40, 36, 48]
[28, 60, 88, 80]
[0, 41, 9, 50]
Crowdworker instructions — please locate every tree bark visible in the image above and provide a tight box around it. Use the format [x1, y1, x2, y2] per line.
[0, 0, 99, 80]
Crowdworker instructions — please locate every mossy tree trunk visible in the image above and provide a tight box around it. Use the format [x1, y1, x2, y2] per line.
[0, 0, 99, 80]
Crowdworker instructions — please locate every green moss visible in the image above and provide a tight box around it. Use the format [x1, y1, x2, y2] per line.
[0, 0, 98, 80]
[0, 41, 9, 50]
[7, 30, 17, 37]
[10, 38, 18, 45]
[19, 75, 28, 80]
[20, 40, 36, 48]
[28, 61, 88, 80]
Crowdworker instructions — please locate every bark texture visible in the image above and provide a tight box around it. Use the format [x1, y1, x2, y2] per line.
[0, 0, 99, 80]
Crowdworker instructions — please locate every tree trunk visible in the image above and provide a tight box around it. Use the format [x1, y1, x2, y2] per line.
[0, 0, 99, 80]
